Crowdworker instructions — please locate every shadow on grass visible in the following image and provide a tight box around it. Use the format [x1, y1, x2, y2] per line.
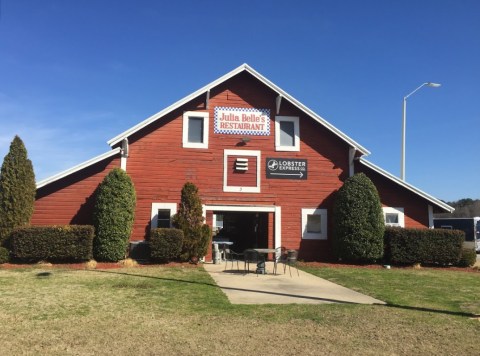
[88, 268, 479, 318]
[90, 269, 360, 305]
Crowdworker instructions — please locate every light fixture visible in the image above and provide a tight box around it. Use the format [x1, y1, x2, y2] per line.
[401, 82, 441, 180]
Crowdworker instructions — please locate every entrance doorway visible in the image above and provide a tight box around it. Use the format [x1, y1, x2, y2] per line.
[213, 211, 268, 251]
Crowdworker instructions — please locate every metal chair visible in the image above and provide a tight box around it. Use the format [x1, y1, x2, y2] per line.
[273, 246, 287, 275]
[244, 249, 261, 274]
[224, 248, 244, 272]
[284, 249, 299, 277]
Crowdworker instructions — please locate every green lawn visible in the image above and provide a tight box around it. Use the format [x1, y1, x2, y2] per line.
[0, 264, 479, 355]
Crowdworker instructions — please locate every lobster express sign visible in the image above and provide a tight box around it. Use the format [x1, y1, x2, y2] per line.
[266, 158, 307, 180]
[214, 107, 270, 136]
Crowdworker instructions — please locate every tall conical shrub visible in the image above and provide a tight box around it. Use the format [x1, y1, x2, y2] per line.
[332, 173, 385, 262]
[172, 182, 210, 262]
[0, 136, 36, 245]
[93, 168, 136, 262]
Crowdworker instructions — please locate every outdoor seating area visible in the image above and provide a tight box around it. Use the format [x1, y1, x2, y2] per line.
[214, 243, 300, 276]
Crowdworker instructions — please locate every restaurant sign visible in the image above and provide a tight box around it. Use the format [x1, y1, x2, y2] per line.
[266, 158, 307, 180]
[214, 107, 270, 136]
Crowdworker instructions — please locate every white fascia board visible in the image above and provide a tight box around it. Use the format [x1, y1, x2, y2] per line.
[358, 157, 454, 213]
[107, 64, 250, 147]
[107, 63, 370, 156]
[36, 148, 121, 189]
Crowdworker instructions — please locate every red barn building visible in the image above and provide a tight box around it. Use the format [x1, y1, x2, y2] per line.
[32, 64, 453, 261]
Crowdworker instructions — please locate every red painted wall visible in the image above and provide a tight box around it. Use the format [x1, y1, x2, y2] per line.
[31, 71, 433, 261]
[33, 156, 121, 225]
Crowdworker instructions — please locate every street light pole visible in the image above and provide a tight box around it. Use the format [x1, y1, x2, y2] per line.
[400, 82, 441, 181]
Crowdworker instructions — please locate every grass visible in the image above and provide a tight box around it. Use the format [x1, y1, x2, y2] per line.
[0, 264, 479, 355]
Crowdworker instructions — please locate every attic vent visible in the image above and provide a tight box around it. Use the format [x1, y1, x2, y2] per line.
[235, 158, 248, 171]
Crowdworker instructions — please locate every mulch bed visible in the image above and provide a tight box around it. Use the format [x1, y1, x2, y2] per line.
[1, 260, 478, 273]
[302, 261, 480, 273]
[0, 261, 200, 270]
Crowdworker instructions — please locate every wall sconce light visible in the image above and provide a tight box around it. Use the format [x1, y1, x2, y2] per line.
[241, 137, 251, 143]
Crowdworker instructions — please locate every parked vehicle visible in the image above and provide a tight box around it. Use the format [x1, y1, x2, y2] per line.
[433, 217, 480, 252]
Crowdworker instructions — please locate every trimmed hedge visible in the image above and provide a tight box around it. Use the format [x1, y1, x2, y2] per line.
[384, 227, 464, 265]
[149, 228, 184, 262]
[0, 246, 9, 264]
[11, 225, 94, 262]
[457, 248, 477, 267]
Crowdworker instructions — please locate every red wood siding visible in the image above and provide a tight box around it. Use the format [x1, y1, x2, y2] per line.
[123, 72, 350, 261]
[33, 71, 432, 261]
[354, 162, 429, 228]
[32, 156, 121, 225]
[226, 155, 257, 187]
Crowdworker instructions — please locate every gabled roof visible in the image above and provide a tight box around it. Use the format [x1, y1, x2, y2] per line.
[107, 63, 370, 155]
[36, 148, 121, 189]
[358, 157, 454, 213]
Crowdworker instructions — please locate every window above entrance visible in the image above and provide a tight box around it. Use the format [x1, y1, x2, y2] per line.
[275, 116, 300, 151]
[183, 111, 209, 148]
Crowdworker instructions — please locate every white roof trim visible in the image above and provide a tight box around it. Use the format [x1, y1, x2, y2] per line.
[107, 63, 370, 155]
[36, 148, 121, 189]
[358, 157, 454, 213]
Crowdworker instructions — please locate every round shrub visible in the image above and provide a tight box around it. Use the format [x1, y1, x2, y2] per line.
[93, 168, 136, 262]
[333, 173, 385, 263]
[0, 247, 9, 264]
[457, 248, 477, 267]
[149, 228, 184, 262]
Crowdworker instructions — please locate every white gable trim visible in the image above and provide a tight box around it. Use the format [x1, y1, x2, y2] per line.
[107, 64, 370, 156]
[36, 148, 121, 189]
[358, 157, 454, 213]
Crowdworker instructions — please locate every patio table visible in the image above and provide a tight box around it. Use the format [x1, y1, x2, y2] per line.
[212, 241, 233, 264]
[252, 248, 276, 274]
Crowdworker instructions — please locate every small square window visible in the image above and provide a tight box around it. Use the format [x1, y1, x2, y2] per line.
[188, 117, 204, 143]
[383, 207, 404, 227]
[275, 116, 300, 151]
[151, 203, 177, 229]
[183, 111, 209, 148]
[385, 213, 399, 224]
[302, 208, 327, 239]
[157, 209, 172, 228]
[307, 214, 322, 233]
[279, 121, 295, 147]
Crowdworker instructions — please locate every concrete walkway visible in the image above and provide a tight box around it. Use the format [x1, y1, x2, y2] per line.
[204, 262, 385, 305]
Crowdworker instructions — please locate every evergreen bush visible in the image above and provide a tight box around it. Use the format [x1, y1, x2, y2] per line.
[149, 228, 184, 262]
[93, 168, 136, 262]
[384, 227, 464, 265]
[332, 173, 385, 262]
[0, 247, 9, 264]
[10, 225, 94, 262]
[457, 248, 477, 267]
[172, 182, 211, 262]
[0, 136, 36, 245]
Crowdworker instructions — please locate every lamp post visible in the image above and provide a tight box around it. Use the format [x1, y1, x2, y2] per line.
[401, 82, 441, 181]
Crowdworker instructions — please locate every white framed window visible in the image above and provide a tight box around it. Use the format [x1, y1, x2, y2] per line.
[151, 203, 177, 229]
[302, 208, 327, 240]
[182, 111, 209, 148]
[383, 207, 405, 227]
[275, 116, 300, 151]
[223, 149, 261, 193]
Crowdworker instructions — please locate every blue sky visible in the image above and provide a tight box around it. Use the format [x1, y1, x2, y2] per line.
[0, 0, 478, 202]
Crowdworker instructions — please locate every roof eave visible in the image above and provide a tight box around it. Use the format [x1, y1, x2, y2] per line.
[358, 157, 454, 213]
[36, 148, 121, 189]
[107, 64, 370, 156]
